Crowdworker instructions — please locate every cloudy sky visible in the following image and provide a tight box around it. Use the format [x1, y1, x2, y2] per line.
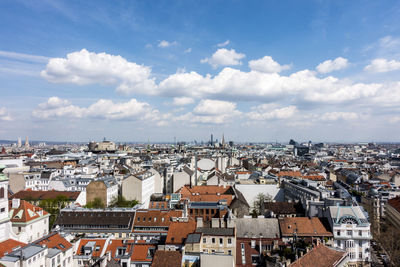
[1, 0, 400, 143]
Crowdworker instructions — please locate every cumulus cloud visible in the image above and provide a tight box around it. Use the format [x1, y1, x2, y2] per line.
[0, 107, 12, 121]
[320, 112, 359, 121]
[158, 67, 380, 104]
[41, 49, 400, 109]
[248, 56, 291, 73]
[247, 104, 297, 120]
[174, 99, 241, 125]
[172, 97, 194, 106]
[365, 58, 400, 73]
[32, 97, 165, 122]
[41, 49, 156, 95]
[193, 99, 237, 115]
[201, 48, 245, 68]
[316, 57, 349, 73]
[158, 40, 177, 48]
[217, 40, 230, 47]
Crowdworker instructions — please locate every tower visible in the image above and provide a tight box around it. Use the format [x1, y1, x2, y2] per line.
[222, 133, 226, 148]
[24, 136, 29, 148]
[211, 134, 214, 145]
[17, 137, 21, 148]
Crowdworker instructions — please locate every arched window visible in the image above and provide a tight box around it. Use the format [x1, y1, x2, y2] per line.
[0, 187, 4, 199]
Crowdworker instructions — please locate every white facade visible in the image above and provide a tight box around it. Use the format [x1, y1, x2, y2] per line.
[327, 206, 371, 265]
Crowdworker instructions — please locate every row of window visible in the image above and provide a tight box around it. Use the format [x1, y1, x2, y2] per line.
[337, 240, 364, 247]
[348, 252, 364, 260]
[337, 230, 369, 237]
[203, 237, 232, 244]
[202, 249, 232, 255]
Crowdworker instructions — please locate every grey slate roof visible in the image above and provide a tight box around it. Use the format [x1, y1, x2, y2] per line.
[235, 218, 280, 239]
[186, 233, 202, 243]
[196, 227, 235, 236]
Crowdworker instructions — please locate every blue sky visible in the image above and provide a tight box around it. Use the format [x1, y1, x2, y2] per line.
[0, 0, 400, 143]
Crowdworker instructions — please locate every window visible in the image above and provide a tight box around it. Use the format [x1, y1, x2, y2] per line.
[251, 255, 259, 264]
[203, 238, 206, 243]
[95, 246, 100, 251]
[359, 252, 363, 259]
[0, 187, 4, 198]
[137, 217, 140, 221]
[349, 252, 355, 259]
[359, 230, 362, 236]
[52, 258, 55, 267]
[57, 255, 60, 263]
[211, 250, 215, 253]
[347, 230, 352, 236]
[337, 240, 341, 246]
[212, 238, 216, 244]
[219, 238, 223, 244]
[345, 240, 354, 248]
[228, 238, 232, 244]
[359, 240, 362, 247]
[0, 208, 4, 213]
[228, 250, 232, 255]
[337, 230, 340, 236]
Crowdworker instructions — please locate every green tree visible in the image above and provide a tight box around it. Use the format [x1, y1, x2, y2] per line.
[111, 195, 139, 208]
[86, 198, 105, 209]
[252, 192, 273, 215]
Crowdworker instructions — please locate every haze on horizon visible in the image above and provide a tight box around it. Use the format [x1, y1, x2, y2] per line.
[0, 0, 400, 142]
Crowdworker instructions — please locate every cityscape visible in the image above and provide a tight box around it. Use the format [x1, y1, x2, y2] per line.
[1, 1, 400, 267]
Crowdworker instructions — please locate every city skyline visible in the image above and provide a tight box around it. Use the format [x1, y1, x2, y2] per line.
[1, 0, 400, 142]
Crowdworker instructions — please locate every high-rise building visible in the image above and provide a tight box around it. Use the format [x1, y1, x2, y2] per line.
[25, 136, 29, 148]
[17, 137, 21, 148]
[211, 134, 214, 145]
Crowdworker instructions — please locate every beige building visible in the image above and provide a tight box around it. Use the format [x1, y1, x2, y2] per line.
[86, 178, 118, 207]
[122, 171, 155, 207]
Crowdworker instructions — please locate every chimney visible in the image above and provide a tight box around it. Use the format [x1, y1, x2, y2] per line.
[12, 199, 20, 209]
[211, 218, 219, 228]
[196, 217, 203, 228]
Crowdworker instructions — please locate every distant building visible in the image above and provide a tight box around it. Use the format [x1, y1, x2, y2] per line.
[122, 171, 155, 207]
[86, 178, 118, 207]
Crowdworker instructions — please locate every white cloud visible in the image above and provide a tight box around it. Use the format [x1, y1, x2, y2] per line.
[201, 48, 245, 68]
[41, 49, 156, 95]
[217, 40, 230, 47]
[316, 57, 349, 73]
[174, 99, 241, 125]
[0, 107, 12, 121]
[184, 48, 192, 53]
[32, 97, 164, 122]
[41, 49, 400, 109]
[365, 58, 400, 73]
[247, 105, 297, 120]
[172, 97, 194, 106]
[158, 67, 381, 104]
[320, 112, 359, 121]
[248, 56, 291, 73]
[0, 50, 49, 63]
[158, 40, 177, 48]
[193, 99, 237, 115]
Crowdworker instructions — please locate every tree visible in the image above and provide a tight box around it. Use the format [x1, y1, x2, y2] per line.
[85, 198, 105, 209]
[111, 195, 139, 208]
[252, 192, 273, 215]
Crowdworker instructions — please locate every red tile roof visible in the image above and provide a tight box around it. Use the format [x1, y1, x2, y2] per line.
[277, 171, 302, 177]
[76, 239, 107, 258]
[289, 243, 347, 267]
[9, 200, 49, 223]
[151, 251, 182, 267]
[130, 244, 155, 262]
[0, 239, 26, 257]
[279, 217, 332, 237]
[10, 190, 81, 201]
[388, 196, 400, 214]
[134, 210, 183, 228]
[166, 219, 197, 245]
[34, 232, 72, 252]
